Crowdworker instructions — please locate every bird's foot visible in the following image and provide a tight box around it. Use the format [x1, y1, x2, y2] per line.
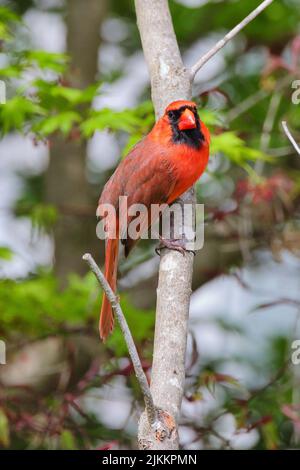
[155, 236, 194, 256]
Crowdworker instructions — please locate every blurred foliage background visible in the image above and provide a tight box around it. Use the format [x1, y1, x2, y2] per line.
[0, 0, 300, 450]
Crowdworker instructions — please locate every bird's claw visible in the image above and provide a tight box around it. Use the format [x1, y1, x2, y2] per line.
[155, 236, 195, 256]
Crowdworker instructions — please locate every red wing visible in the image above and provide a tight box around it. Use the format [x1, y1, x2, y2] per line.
[121, 158, 177, 255]
[97, 138, 178, 256]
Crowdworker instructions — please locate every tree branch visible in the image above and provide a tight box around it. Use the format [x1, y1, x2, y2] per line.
[135, 0, 191, 117]
[134, 0, 193, 450]
[189, 0, 274, 80]
[82, 253, 159, 429]
[282, 121, 300, 156]
[255, 91, 282, 174]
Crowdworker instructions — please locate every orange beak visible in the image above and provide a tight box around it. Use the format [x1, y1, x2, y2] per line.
[178, 108, 197, 131]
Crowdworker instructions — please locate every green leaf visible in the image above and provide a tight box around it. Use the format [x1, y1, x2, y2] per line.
[0, 7, 20, 41]
[0, 272, 99, 336]
[51, 86, 83, 103]
[0, 247, 13, 260]
[0, 96, 45, 134]
[50, 83, 100, 105]
[0, 409, 10, 448]
[25, 50, 68, 73]
[60, 430, 76, 450]
[211, 131, 273, 166]
[33, 111, 81, 136]
[199, 108, 225, 127]
[0, 6, 19, 23]
[81, 108, 146, 137]
[106, 297, 154, 357]
[262, 421, 278, 450]
[0, 65, 24, 79]
[30, 204, 58, 232]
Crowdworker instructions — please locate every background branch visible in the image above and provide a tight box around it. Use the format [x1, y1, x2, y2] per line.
[190, 0, 274, 80]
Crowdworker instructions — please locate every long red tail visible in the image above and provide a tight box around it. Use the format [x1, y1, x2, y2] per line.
[99, 237, 119, 341]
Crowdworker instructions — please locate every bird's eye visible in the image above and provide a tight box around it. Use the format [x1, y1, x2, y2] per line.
[168, 111, 177, 120]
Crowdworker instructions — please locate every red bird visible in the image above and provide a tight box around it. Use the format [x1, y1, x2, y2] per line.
[97, 100, 210, 340]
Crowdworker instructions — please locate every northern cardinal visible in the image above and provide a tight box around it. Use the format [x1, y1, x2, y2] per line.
[97, 100, 210, 340]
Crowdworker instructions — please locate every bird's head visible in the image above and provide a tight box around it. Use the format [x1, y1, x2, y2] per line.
[162, 100, 208, 149]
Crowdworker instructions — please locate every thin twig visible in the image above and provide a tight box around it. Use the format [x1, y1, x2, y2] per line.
[227, 74, 294, 123]
[227, 89, 268, 123]
[82, 253, 158, 428]
[255, 92, 282, 174]
[282, 121, 300, 156]
[190, 0, 274, 80]
[260, 93, 282, 152]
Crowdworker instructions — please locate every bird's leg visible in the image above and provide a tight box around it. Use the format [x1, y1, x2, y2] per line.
[155, 198, 196, 256]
